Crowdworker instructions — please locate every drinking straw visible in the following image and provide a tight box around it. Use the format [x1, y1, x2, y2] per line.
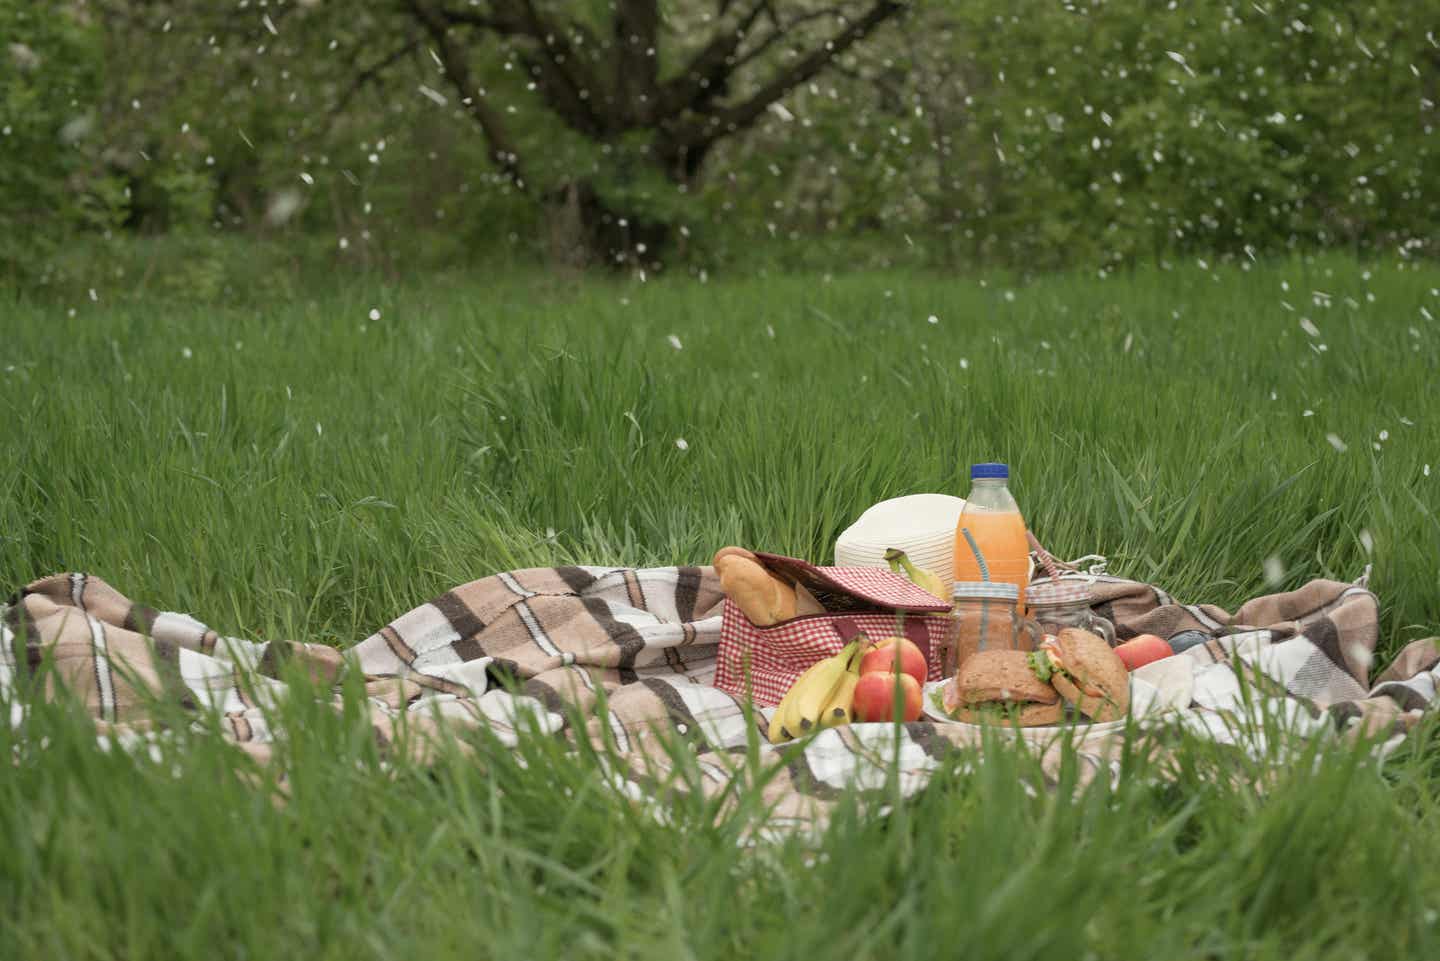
[960, 527, 991, 651]
[960, 528, 990, 581]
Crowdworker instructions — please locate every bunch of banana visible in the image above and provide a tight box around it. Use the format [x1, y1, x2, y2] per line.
[767, 638, 866, 744]
[884, 548, 948, 601]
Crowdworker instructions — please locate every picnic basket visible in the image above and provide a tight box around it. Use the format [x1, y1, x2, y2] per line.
[713, 551, 953, 707]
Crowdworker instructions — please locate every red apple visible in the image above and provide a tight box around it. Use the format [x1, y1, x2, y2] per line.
[1114, 634, 1174, 671]
[857, 636, 928, 685]
[851, 671, 924, 723]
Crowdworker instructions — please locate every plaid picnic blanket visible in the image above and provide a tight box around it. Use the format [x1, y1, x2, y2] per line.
[5, 566, 1439, 831]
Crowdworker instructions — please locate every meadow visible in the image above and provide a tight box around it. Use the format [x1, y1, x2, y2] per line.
[5, 253, 1440, 959]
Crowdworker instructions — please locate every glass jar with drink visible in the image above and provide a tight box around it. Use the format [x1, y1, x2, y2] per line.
[940, 581, 1042, 678]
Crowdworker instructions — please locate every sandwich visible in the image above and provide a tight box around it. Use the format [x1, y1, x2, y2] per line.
[944, 649, 1063, 726]
[1028, 628, 1130, 722]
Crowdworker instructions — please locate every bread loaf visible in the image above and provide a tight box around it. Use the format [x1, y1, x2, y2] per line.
[712, 549, 797, 626]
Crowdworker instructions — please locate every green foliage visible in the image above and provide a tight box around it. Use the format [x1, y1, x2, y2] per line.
[0, 2, 124, 286]
[3, 0, 1438, 288]
[714, 0, 1439, 271]
[939, 0, 1440, 269]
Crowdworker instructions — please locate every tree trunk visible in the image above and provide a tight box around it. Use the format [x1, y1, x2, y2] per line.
[543, 179, 670, 270]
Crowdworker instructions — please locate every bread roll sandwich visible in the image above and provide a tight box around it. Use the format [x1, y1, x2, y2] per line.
[1028, 628, 1130, 722]
[944, 649, 1063, 726]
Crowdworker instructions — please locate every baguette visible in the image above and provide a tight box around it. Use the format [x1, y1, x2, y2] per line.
[712, 549, 797, 626]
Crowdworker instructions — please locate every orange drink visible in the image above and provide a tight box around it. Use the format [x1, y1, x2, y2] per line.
[953, 463, 1031, 609]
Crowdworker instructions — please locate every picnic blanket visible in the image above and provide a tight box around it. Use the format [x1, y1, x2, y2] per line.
[6, 566, 1440, 831]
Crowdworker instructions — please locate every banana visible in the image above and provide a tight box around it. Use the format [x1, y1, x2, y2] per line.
[767, 639, 865, 743]
[767, 658, 829, 742]
[885, 548, 948, 601]
[818, 670, 860, 728]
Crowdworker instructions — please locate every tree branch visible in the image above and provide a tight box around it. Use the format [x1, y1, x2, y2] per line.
[442, 1, 611, 137]
[652, 0, 771, 121]
[730, 5, 849, 74]
[330, 37, 422, 117]
[686, 1, 904, 151]
[614, 0, 661, 115]
[403, 0, 529, 191]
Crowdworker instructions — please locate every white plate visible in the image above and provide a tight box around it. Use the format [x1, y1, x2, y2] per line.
[922, 677, 1144, 743]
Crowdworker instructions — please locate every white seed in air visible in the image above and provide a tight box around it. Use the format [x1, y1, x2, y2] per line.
[1299, 317, 1320, 337]
[369, 308, 381, 321]
[927, 314, 939, 325]
[181, 347, 193, 359]
[1123, 333, 1133, 352]
[959, 358, 970, 370]
[1263, 555, 1285, 586]
[1303, 409, 1314, 417]
[674, 438, 689, 451]
[1346, 642, 1375, 671]
[666, 334, 682, 350]
[1358, 529, 1374, 554]
[315, 422, 323, 436]
[1379, 430, 1389, 441]
[1326, 433, 1348, 452]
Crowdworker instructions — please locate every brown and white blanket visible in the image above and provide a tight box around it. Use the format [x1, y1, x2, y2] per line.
[5, 566, 1438, 831]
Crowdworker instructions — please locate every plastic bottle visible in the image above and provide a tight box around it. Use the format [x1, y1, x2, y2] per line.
[953, 462, 1031, 609]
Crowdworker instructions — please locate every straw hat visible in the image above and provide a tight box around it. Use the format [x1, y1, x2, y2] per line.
[834, 493, 966, 592]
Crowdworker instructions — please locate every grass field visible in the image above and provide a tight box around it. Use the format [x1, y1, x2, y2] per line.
[5, 253, 1440, 959]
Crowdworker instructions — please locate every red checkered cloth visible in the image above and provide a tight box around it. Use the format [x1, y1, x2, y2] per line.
[810, 565, 954, 612]
[714, 553, 952, 706]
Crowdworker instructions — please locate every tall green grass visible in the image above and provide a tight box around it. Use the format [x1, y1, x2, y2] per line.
[4, 253, 1437, 644]
[4, 253, 1440, 959]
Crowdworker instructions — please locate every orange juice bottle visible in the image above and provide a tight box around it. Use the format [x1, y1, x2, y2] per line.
[953, 463, 1031, 609]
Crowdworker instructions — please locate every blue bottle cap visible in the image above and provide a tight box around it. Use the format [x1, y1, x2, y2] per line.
[970, 462, 1009, 480]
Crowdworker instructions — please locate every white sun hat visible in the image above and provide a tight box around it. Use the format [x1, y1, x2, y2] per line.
[834, 493, 966, 592]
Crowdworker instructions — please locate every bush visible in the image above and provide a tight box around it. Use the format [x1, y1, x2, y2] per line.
[0, 2, 125, 288]
[708, 0, 1439, 272]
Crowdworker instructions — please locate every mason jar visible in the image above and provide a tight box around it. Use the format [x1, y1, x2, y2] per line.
[944, 581, 1043, 678]
[1025, 578, 1117, 647]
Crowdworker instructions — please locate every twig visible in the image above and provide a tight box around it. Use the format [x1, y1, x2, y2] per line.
[330, 37, 422, 117]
